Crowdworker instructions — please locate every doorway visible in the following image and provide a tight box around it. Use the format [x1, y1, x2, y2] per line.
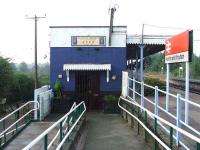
[75, 71, 101, 110]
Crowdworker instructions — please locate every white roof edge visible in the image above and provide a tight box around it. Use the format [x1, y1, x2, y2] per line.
[63, 64, 111, 71]
[126, 34, 171, 45]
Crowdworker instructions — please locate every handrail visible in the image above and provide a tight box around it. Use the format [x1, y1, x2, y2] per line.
[23, 101, 86, 150]
[119, 96, 200, 145]
[56, 102, 86, 150]
[47, 102, 76, 149]
[0, 101, 39, 137]
[0, 101, 39, 123]
[118, 97, 171, 150]
[128, 77, 200, 136]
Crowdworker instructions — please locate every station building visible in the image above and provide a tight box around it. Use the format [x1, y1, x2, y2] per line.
[49, 25, 165, 110]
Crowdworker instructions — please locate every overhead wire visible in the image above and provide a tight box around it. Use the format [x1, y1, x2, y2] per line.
[144, 23, 200, 31]
[143, 23, 200, 41]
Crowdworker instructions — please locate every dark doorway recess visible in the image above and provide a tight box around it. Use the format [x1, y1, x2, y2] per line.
[75, 71, 101, 110]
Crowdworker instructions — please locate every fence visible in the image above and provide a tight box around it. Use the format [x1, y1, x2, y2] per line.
[0, 101, 39, 148]
[121, 71, 200, 149]
[22, 101, 86, 150]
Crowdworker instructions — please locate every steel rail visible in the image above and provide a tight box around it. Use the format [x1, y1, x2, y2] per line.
[118, 97, 171, 150]
[119, 97, 200, 144]
[47, 102, 76, 149]
[0, 101, 39, 137]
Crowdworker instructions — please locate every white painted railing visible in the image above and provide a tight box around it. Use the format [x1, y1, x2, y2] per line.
[124, 76, 200, 149]
[0, 101, 39, 147]
[23, 101, 86, 150]
[118, 96, 200, 150]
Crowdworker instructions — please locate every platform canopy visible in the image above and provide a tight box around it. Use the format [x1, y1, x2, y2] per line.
[63, 64, 111, 82]
[126, 34, 170, 60]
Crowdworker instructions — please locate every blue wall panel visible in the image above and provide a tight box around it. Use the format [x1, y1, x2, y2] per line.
[50, 47, 126, 92]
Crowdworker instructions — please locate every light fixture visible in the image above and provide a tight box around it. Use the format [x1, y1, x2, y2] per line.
[58, 74, 62, 79]
[112, 75, 116, 80]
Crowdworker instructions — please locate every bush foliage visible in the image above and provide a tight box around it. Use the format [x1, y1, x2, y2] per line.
[0, 56, 49, 103]
[103, 94, 120, 113]
[141, 77, 165, 96]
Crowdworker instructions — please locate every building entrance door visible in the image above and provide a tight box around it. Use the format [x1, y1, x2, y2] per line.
[75, 71, 101, 110]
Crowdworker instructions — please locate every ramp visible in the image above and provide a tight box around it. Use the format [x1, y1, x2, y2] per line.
[4, 122, 55, 150]
[4, 113, 65, 150]
[84, 112, 151, 150]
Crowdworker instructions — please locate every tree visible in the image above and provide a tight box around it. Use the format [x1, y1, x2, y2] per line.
[190, 54, 200, 78]
[18, 61, 29, 73]
[38, 63, 50, 86]
[0, 56, 13, 98]
[9, 73, 35, 102]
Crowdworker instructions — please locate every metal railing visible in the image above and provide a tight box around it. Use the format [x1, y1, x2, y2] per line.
[23, 101, 86, 150]
[0, 101, 39, 148]
[118, 96, 200, 150]
[125, 77, 200, 149]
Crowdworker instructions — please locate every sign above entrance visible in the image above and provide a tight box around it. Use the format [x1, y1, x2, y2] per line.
[165, 30, 193, 63]
[71, 36, 106, 46]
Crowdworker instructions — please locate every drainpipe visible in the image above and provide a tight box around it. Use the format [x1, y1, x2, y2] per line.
[109, 7, 116, 46]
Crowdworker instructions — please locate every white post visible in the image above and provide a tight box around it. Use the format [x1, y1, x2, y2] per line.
[176, 94, 182, 146]
[107, 70, 109, 82]
[185, 62, 190, 124]
[166, 63, 170, 112]
[141, 81, 144, 111]
[66, 70, 69, 82]
[34, 89, 38, 120]
[154, 86, 158, 115]
[127, 76, 129, 97]
[140, 45, 144, 110]
[136, 50, 138, 80]
[133, 78, 135, 101]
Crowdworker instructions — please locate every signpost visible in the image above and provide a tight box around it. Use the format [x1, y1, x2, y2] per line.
[71, 36, 106, 46]
[165, 30, 193, 125]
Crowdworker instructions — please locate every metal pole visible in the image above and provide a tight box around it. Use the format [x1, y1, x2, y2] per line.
[133, 78, 135, 101]
[140, 45, 144, 109]
[140, 24, 145, 109]
[109, 7, 116, 46]
[154, 86, 158, 150]
[166, 63, 170, 112]
[135, 50, 138, 80]
[185, 62, 190, 124]
[26, 14, 46, 89]
[34, 15, 38, 89]
[176, 94, 182, 146]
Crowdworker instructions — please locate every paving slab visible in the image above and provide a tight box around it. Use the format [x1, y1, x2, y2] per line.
[4, 113, 65, 150]
[84, 112, 151, 150]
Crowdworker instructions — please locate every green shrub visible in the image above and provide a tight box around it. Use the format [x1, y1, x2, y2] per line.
[104, 95, 116, 102]
[142, 77, 165, 96]
[103, 95, 119, 113]
[54, 79, 62, 98]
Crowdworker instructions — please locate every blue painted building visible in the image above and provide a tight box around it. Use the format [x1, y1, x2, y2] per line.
[50, 26, 127, 109]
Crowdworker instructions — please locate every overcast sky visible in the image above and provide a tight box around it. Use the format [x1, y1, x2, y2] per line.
[0, 0, 199, 63]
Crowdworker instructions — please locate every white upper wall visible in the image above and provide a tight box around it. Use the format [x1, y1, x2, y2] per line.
[49, 26, 127, 47]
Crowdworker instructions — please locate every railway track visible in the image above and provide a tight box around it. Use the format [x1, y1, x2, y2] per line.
[170, 78, 200, 95]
